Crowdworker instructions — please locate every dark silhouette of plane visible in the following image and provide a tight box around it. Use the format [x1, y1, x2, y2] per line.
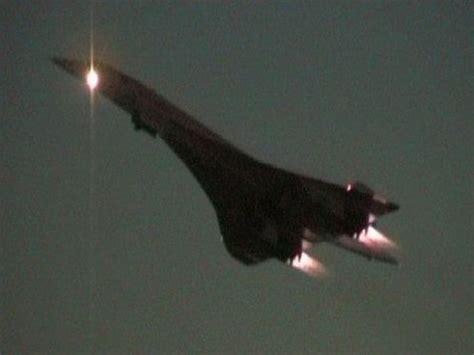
[52, 57, 400, 277]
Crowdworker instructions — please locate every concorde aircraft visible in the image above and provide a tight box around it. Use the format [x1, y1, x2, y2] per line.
[52, 58, 399, 277]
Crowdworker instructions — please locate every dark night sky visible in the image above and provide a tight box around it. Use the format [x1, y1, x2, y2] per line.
[2, 2, 472, 354]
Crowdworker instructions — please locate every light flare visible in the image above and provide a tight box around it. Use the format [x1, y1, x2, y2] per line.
[87, 67, 99, 91]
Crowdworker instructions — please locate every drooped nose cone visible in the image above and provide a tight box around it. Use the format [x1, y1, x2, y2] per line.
[51, 56, 149, 115]
[51, 57, 89, 79]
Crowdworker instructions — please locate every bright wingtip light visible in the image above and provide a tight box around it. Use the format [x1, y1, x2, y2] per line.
[86, 67, 99, 91]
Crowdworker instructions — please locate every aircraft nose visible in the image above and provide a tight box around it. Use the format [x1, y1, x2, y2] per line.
[51, 57, 87, 79]
[50, 56, 67, 66]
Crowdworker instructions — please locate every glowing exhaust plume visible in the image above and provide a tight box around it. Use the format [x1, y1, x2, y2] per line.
[289, 252, 327, 278]
[359, 226, 398, 250]
[86, 67, 99, 91]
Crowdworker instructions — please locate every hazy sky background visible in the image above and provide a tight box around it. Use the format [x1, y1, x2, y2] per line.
[2, 1, 472, 354]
